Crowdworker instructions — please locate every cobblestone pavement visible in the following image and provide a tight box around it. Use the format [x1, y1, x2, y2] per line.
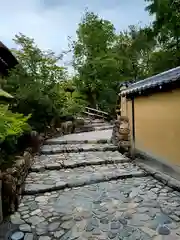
[25, 163, 145, 194]
[11, 178, 180, 239]
[31, 151, 129, 171]
[8, 131, 180, 239]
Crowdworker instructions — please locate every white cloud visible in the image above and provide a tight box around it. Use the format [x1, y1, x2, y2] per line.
[0, 0, 152, 72]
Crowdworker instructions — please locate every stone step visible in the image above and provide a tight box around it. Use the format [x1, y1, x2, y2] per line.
[45, 139, 111, 145]
[12, 176, 180, 240]
[31, 151, 129, 171]
[41, 143, 118, 154]
[75, 125, 113, 133]
[88, 122, 110, 127]
[45, 130, 112, 145]
[24, 163, 146, 194]
[94, 125, 113, 131]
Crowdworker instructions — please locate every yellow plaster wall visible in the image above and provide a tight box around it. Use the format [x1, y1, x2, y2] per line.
[129, 89, 180, 166]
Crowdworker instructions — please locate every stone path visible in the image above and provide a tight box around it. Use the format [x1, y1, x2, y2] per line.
[25, 163, 145, 194]
[8, 130, 180, 239]
[46, 130, 112, 144]
[41, 143, 117, 154]
[31, 151, 129, 171]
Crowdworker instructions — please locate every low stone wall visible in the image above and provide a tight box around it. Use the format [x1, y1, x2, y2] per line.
[0, 119, 88, 221]
[0, 132, 45, 221]
[46, 118, 94, 137]
[0, 150, 33, 219]
[111, 116, 131, 154]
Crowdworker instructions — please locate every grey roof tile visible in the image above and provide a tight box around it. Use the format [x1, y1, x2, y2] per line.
[121, 66, 180, 95]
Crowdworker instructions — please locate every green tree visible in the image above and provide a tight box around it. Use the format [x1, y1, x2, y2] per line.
[4, 34, 67, 131]
[72, 11, 121, 112]
[114, 25, 155, 81]
[145, 0, 180, 69]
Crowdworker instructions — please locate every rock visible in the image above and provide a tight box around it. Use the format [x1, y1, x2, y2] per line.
[86, 222, 94, 232]
[30, 209, 41, 216]
[11, 215, 25, 225]
[108, 231, 117, 239]
[92, 228, 101, 235]
[36, 221, 48, 235]
[24, 233, 34, 240]
[55, 181, 67, 188]
[23, 151, 32, 168]
[19, 206, 29, 212]
[119, 226, 135, 238]
[22, 214, 29, 219]
[25, 184, 52, 194]
[100, 217, 109, 224]
[155, 214, 172, 225]
[140, 227, 157, 237]
[157, 225, 171, 235]
[61, 220, 75, 229]
[19, 224, 31, 232]
[54, 230, 65, 238]
[48, 221, 60, 231]
[35, 196, 48, 202]
[110, 221, 121, 230]
[59, 229, 72, 240]
[133, 213, 151, 221]
[27, 216, 44, 225]
[15, 158, 25, 167]
[11, 231, 24, 240]
[39, 236, 51, 240]
[29, 202, 38, 211]
[61, 215, 72, 221]
[118, 218, 128, 225]
[91, 218, 99, 227]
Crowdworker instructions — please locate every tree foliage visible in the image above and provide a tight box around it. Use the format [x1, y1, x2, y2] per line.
[0, 33, 86, 165]
[3, 33, 85, 132]
[72, 11, 155, 113]
[72, 12, 118, 111]
[0, 104, 31, 143]
[0, 104, 31, 164]
[1, 2, 179, 163]
[72, 5, 180, 113]
[145, 0, 180, 70]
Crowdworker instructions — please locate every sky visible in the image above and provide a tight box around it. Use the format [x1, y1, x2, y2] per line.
[0, 0, 153, 71]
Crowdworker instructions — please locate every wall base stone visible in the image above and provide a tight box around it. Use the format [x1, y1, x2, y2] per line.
[0, 131, 44, 221]
[111, 116, 131, 154]
[0, 149, 33, 219]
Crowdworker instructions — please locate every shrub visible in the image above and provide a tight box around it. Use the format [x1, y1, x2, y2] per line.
[0, 104, 31, 165]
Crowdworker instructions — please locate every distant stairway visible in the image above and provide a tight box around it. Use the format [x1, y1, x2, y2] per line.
[76, 107, 113, 133]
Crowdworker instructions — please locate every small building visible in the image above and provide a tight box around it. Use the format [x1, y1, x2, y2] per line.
[0, 41, 18, 77]
[119, 66, 180, 174]
[0, 41, 18, 103]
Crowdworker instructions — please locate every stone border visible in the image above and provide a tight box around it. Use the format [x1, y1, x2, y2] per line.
[23, 171, 148, 195]
[111, 117, 131, 153]
[30, 158, 130, 172]
[135, 149, 180, 180]
[136, 162, 180, 192]
[41, 145, 119, 154]
[45, 139, 111, 145]
[0, 150, 34, 220]
[45, 119, 112, 138]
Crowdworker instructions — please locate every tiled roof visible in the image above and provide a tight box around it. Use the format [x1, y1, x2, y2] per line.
[0, 41, 18, 77]
[121, 66, 180, 96]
